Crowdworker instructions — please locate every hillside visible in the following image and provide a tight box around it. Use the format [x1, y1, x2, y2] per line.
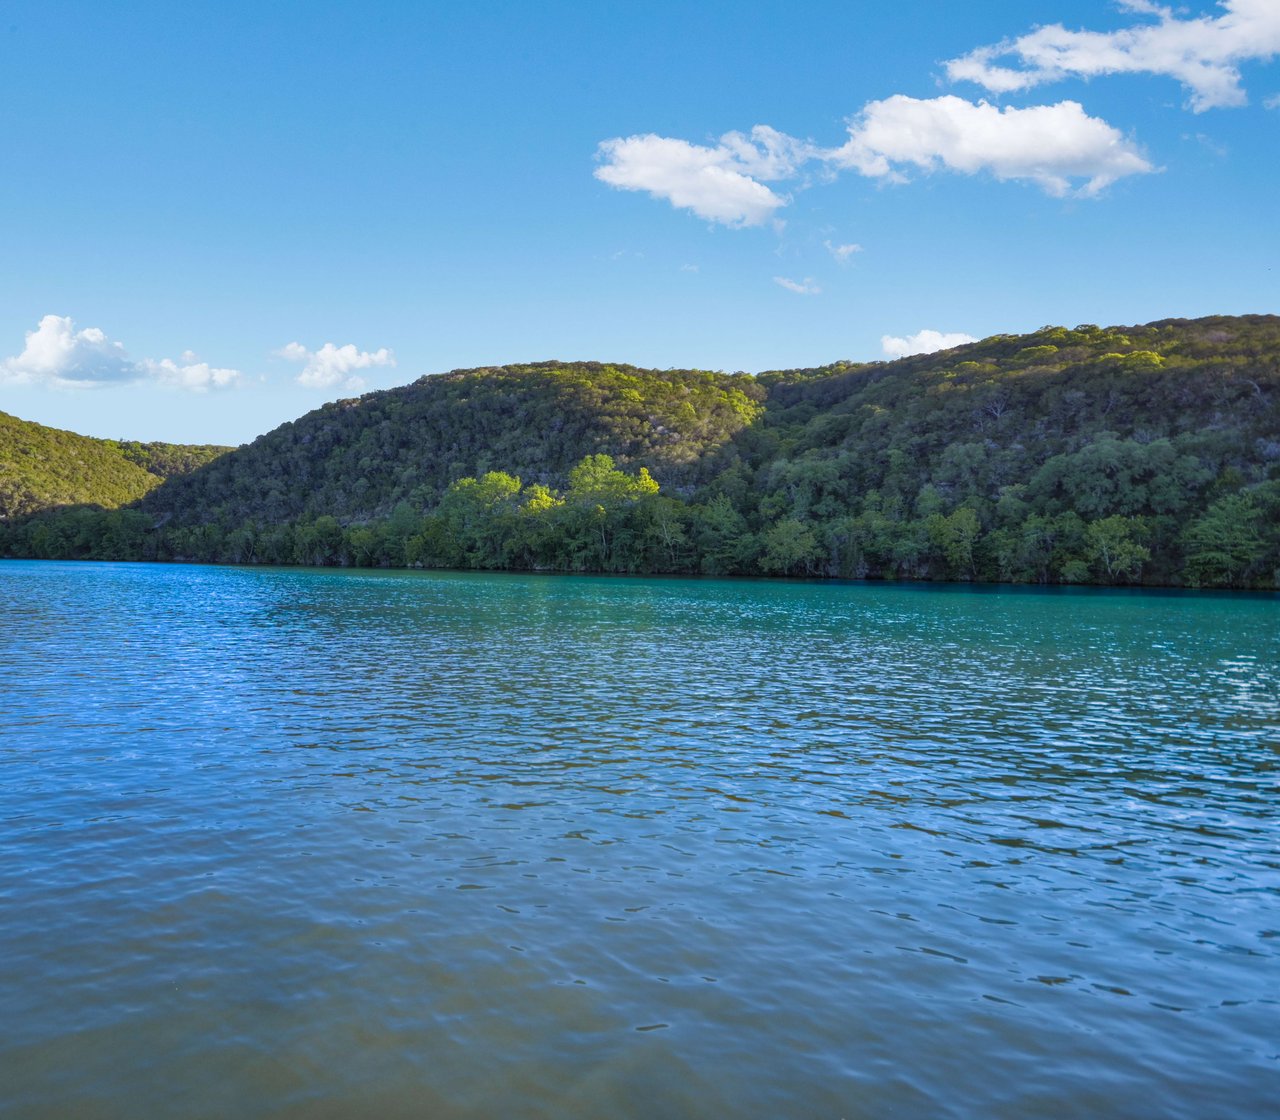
[2, 315, 1278, 588]
[115, 439, 233, 479]
[0, 411, 231, 520]
[736, 315, 1280, 584]
[136, 361, 765, 526]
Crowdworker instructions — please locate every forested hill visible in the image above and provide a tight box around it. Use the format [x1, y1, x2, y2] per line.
[0, 410, 230, 520]
[733, 314, 1280, 585]
[3, 314, 1279, 588]
[135, 361, 766, 526]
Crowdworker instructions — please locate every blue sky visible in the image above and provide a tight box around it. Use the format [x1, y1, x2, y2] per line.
[2, 0, 1277, 444]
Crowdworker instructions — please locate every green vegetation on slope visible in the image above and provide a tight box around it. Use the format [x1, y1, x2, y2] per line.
[114, 440, 231, 479]
[128, 361, 763, 528]
[729, 315, 1280, 585]
[0, 411, 231, 520]
[0, 412, 162, 519]
[3, 316, 1278, 588]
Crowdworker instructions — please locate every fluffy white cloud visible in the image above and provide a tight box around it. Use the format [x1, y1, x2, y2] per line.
[595, 95, 1151, 229]
[278, 341, 395, 390]
[882, 329, 978, 359]
[0, 314, 241, 390]
[829, 95, 1153, 197]
[946, 0, 1280, 112]
[773, 276, 821, 295]
[825, 240, 863, 263]
[1265, 93, 1280, 109]
[593, 126, 811, 227]
[1, 314, 133, 386]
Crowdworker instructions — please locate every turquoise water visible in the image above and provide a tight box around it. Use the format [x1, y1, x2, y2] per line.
[1, 561, 1276, 1118]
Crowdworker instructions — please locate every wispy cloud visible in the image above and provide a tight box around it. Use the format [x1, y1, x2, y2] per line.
[1187, 131, 1230, 157]
[882, 329, 978, 358]
[0, 314, 241, 391]
[774, 276, 821, 295]
[824, 240, 863, 263]
[277, 340, 395, 391]
[946, 0, 1280, 112]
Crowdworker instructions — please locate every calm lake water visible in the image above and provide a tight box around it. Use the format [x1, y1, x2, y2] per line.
[1, 560, 1277, 1118]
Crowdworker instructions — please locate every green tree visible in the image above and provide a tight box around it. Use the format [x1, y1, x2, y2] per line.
[926, 507, 982, 578]
[563, 454, 659, 570]
[567, 454, 658, 505]
[635, 494, 691, 570]
[437, 471, 523, 567]
[345, 526, 379, 567]
[1085, 516, 1150, 581]
[1182, 494, 1264, 587]
[759, 518, 821, 575]
[694, 493, 758, 574]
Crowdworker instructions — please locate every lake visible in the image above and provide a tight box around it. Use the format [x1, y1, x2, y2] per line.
[1, 560, 1276, 1118]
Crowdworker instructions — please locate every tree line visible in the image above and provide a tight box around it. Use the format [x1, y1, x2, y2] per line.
[5, 452, 1275, 588]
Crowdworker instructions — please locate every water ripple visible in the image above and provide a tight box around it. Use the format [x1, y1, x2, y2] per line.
[1, 562, 1277, 1119]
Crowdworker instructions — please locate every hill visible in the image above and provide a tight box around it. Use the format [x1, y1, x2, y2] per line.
[0, 411, 231, 520]
[2, 315, 1278, 588]
[133, 361, 764, 527]
[736, 315, 1280, 585]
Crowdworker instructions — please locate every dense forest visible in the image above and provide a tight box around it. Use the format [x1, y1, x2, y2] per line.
[130, 361, 766, 526]
[0, 411, 230, 520]
[3, 315, 1278, 588]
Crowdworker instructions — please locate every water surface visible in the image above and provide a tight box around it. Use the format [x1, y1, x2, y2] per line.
[1, 562, 1277, 1118]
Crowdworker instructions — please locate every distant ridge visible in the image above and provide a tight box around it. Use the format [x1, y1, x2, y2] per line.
[3, 314, 1278, 588]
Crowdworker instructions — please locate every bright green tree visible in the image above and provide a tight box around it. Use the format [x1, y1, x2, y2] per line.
[1085, 516, 1150, 581]
[759, 518, 821, 576]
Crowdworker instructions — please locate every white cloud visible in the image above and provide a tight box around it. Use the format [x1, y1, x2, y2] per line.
[595, 95, 1151, 230]
[593, 126, 812, 227]
[1, 314, 132, 386]
[1265, 93, 1280, 109]
[774, 276, 821, 295]
[278, 341, 395, 390]
[0, 314, 241, 390]
[882, 329, 978, 358]
[825, 240, 863, 263]
[717, 125, 815, 179]
[828, 95, 1153, 196]
[946, 0, 1280, 112]
[138, 358, 242, 391]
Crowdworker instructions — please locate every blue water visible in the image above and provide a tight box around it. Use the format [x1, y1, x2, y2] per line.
[1, 561, 1277, 1118]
